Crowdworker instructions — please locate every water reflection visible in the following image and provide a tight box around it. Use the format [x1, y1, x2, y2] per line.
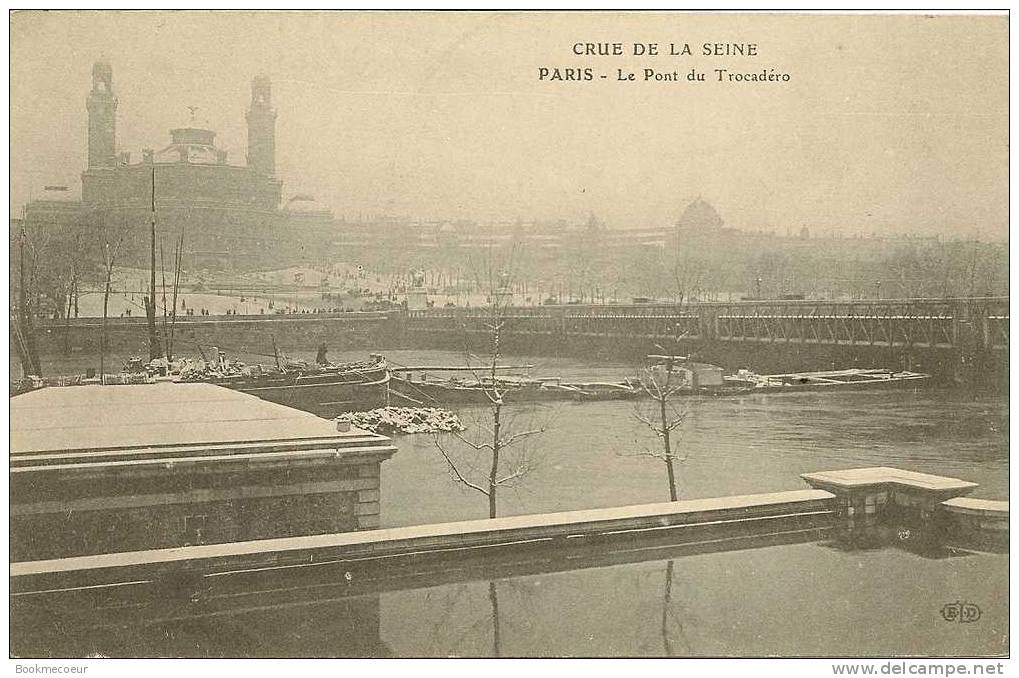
[380, 539, 1005, 657]
[823, 522, 1008, 559]
[660, 560, 693, 656]
[490, 581, 502, 657]
[12, 583, 388, 658]
[12, 522, 1007, 657]
[11, 527, 822, 658]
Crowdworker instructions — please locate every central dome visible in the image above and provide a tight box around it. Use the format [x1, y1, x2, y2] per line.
[155, 126, 223, 165]
[169, 127, 216, 146]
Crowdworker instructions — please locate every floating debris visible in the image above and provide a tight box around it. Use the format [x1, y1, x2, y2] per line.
[337, 406, 465, 435]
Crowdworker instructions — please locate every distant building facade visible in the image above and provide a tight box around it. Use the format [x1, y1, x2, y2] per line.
[22, 62, 329, 272]
[16, 62, 1005, 301]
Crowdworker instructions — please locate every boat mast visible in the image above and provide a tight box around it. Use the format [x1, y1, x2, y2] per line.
[168, 229, 184, 361]
[160, 239, 169, 358]
[147, 167, 161, 360]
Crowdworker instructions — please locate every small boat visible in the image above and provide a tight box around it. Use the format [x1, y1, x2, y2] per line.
[389, 373, 638, 405]
[639, 356, 931, 396]
[723, 368, 931, 392]
[389, 374, 562, 405]
[548, 380, 640, 401]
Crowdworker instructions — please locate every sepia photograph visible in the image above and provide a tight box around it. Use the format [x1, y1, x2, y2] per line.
[6, 9, 1010, 666]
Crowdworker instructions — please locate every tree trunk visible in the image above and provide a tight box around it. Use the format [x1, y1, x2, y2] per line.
[488, 319, 503, 519]
[489, 580, 502, 657]
[18, 233, 42, 376]
[661, 559, 674, 656]
[101, 272, 112, 383]
[660, 394, 678, 502]
[62, 287, 71, 355]
[11, 314, 33, 379]
[489, 400, 501, 519]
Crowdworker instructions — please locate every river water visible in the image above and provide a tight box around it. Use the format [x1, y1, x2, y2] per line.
[31, 347, 1004, 519]
[357, 350, 1009, 529]
[11, 346, 1006, 519]
[9, 348, 1009, 657]
[377, 541, 1008, 657]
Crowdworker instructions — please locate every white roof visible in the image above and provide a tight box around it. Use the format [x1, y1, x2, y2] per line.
[10, 383, 392, 463]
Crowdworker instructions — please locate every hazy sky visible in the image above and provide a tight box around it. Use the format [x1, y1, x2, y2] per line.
[10, 11, 1008, 239]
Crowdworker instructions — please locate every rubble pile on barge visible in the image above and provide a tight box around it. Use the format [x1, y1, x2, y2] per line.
[337, 406, 466, 435]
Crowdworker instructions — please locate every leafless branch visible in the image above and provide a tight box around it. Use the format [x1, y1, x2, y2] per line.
[495, 462, 532, 486]
[618, 447, 686, 461]
[632, 409, 663, 433]
[664, 413, 687, 432]
[497, 426, 546, 448]
[433, 437, 490, 496]
[637, 377, 660, 400]
[451, 429, 495, 452]
[618, 448, 666, 460]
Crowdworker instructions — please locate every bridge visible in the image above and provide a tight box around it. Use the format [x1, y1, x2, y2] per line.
[16, 297, 1008, 386]
[403, 297, 1008, 384]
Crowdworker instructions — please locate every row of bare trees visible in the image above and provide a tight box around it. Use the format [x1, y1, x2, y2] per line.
[16, 171, 185, 379]
[408, 230, 1008, 305]
[12, 209, 134, 378]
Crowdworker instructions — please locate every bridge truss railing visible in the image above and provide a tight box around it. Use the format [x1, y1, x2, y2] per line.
[406, 297, 1008, 352]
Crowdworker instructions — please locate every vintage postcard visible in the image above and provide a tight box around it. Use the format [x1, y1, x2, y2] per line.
[8, 10, 1009, 668]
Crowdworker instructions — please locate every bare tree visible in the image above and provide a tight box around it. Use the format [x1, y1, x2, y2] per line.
[12, 205, 109, 377]
[95, 214, 129, 382]
[433, 243, 548, 518]
[625, 355, 691, 502]
[669, 226, 711, 304]
[12, 223, 43, 376]
[669, 251, 707, 305]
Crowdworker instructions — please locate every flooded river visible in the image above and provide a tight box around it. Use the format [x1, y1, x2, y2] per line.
[364, 351, 1008, 529]
[25, 347, 1008, 522]
[10, 348, 1009, 657]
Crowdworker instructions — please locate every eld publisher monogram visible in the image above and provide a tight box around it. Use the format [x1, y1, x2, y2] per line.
[940, 602, 982, 624]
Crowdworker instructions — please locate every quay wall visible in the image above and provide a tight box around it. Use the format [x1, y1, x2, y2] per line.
[18, 311, 396, 365]
[11, 466, 1009, 594]
[11, 489, 837, 592]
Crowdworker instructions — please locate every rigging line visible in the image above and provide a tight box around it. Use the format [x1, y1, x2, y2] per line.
[372, 358, 442, 403]
[159, 239, 169, 356]
[388, 372, 441, 404]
